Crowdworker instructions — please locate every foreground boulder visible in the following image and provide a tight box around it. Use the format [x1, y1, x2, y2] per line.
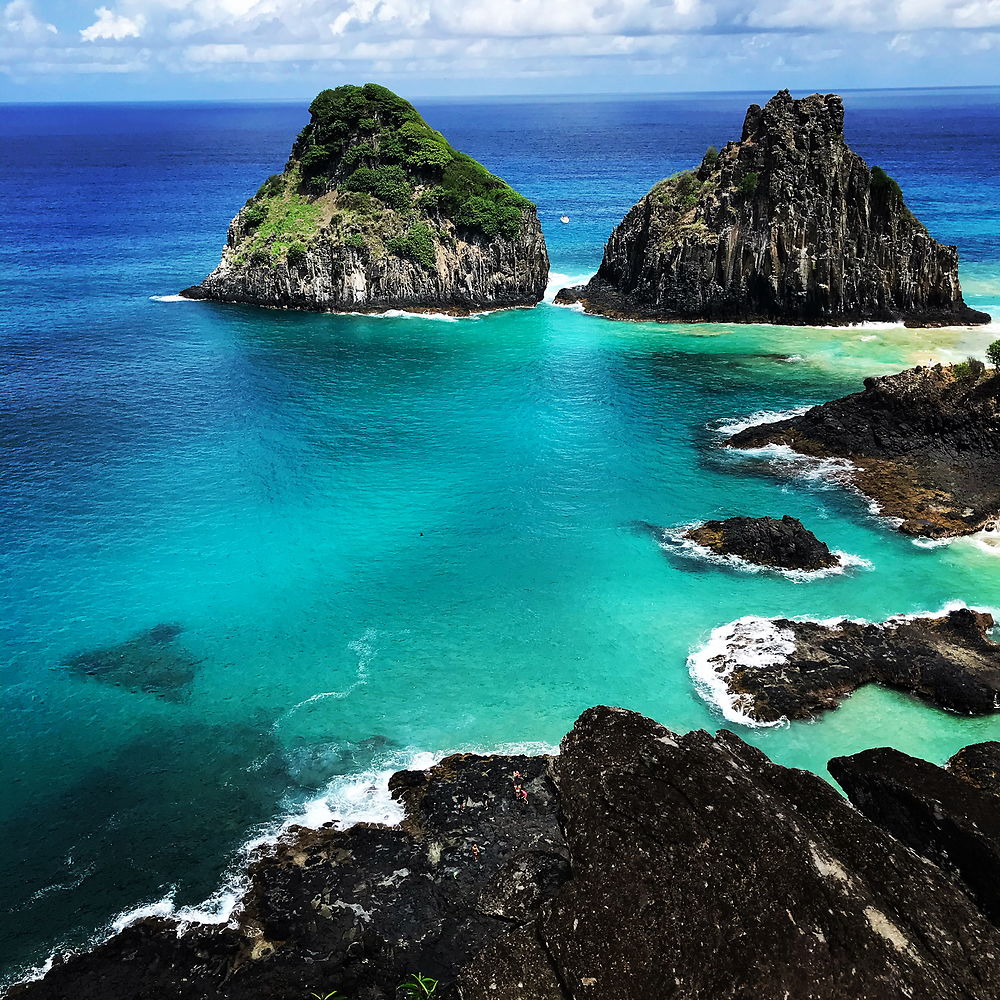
[683, 514, 839, 571]
[727, 362, 1000, 537]
[182, 83, 549, 314]
[556, 90, 989, 327]
[690, 606, 1000, 724]
[13, 707, 1000, 999]
[830, 741, 1000, 924]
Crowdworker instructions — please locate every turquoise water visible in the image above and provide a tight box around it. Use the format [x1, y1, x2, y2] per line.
[3, 91, 1000, 981]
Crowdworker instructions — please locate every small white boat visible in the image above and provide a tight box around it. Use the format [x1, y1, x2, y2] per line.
[560, 215, 570, 224]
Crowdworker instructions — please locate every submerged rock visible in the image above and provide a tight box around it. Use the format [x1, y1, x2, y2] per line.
[181, 84, 548, 314]
[62, 623, 199, 702]
[557, 90, 989, 327]
[830, 742, 1000, 924]
[692, 606, 1000, 724]
[13, 707, 1000, 999]
[726, 363, 1000, 538]
[683, 514, 839, 571]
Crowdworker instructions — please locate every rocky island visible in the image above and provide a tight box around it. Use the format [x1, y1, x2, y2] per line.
[556, 90, 989, 327]
[691, 606, 1000, 724]
[181, 84, 549, 313]
[12, 706, 1000, 1000]
[683, 514, 840, 571]
[727, 362, 1000, 538]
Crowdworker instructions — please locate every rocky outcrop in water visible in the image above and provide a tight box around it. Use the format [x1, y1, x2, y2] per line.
[556, 90, 989, 327]
[181, 84, 548, 314]
[693, 606, 1000, 724]
[683, 514, 839, 570]
[830, 741, 1000, 924]
[727, 362, 1000, 537]
[13, 706, 1000, 999]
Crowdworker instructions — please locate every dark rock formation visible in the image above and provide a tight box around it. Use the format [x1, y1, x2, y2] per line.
[62, 623, 198, 702]
[830, 741, 1000, 923]
[726, 362, 1000, 537]
[13, 707, 1000, 999]
[692, 606, 1000, 724]
[556, 90, 989, 327]
[683, 514, 839, 571]
[181, 84, 548, 314]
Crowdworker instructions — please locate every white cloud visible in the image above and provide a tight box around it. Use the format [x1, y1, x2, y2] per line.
[2, 0, 56, 40]
[80, 5, 143, 41]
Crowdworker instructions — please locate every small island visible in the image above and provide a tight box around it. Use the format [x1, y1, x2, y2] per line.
[683, 515, 840, 572]
[691, 606, 1000, 724]
[182, 84, 549, 314]
[557, 90, 990, 327]
[726, 361, 1000, 538]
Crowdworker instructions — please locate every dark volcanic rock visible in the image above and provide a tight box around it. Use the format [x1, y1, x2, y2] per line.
[830, 741, 1000, 923]
[683, 514, 839, 571]
[726, 363, 1000, 537]
[62, 622, 199, 702]
[693, 606, 1000, 724]
[557, 90, 989, 327]
[13, 707, 1000, 1000]
[182, 83, 548, 314]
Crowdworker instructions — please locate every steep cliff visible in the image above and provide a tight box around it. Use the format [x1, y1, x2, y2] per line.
[727, 362, 1000, 537]
[556, 90, 989, 327]
[181, 84, 549, 313]
[12, 708, 1000, 999]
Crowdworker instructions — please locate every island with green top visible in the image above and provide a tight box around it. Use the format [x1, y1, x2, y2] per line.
[182, 84, 549, 314]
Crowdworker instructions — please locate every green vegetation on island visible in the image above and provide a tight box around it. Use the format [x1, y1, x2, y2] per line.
[232, 83, 533, 269]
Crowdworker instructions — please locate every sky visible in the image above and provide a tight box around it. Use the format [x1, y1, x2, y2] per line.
[2, 0, 1000, 101]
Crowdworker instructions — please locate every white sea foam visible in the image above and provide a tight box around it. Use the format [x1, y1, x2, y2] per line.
[149, 294, 195, 303]
[688, 616, 797, 728]
[689, 600, 999, 728]
[912, 528, 1000, 556]
[782, 354, 805, 363]
[662, 525, 872, 582]
[710, 406, 812, 436]
[544, 271, 593, 303]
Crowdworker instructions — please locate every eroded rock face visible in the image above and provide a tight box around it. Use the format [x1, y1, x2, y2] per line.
[691, 607, 1000, 724]
[13, 707, 1000, 1000]
[556, 90, 989, 327]
[181, 84, 548, 314]
[726, 363, 1000, 537]
[830, 741, 1000, 923]
[683, 514, 839, 571]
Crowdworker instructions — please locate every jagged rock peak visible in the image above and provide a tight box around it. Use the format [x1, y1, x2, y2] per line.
[182, 83, 549, 314]
[556, 90, 990, 328]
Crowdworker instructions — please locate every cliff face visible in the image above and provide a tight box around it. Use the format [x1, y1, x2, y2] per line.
[556, 90, 989, 327]
[182, 84, 549, 314]
[727, 362, 1000, 537]
[12, 707, 1000, 1000]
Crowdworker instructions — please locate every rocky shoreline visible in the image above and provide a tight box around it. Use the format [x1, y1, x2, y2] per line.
[726, 363, 1000, 538]
[682, 515, 840, 572]
[690, 606, 1000, 724]
[12, 705, 1000, 1000]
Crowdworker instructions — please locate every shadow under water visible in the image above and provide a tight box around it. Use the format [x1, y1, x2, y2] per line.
[61, 623, 200, 702]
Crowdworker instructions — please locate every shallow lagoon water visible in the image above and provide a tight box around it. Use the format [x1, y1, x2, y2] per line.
[2, 90, 1000, 980]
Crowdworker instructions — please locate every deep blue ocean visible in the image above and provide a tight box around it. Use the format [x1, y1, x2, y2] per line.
[2, 89, 1000, 984]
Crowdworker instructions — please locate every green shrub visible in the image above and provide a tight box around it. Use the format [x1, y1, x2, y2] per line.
[738, 171, 760, 196]
[286, 240, 308, 267]
[399, 973, 438, 999]
[987, 339, 1000, 369]
[387, 223, 437, 269]
[242, 202, 268, 229]
[702, 145, 719, 170]
[870, 166, 903, 199]
[343, 164, 414, 211]
[345, 232, 366, 250]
